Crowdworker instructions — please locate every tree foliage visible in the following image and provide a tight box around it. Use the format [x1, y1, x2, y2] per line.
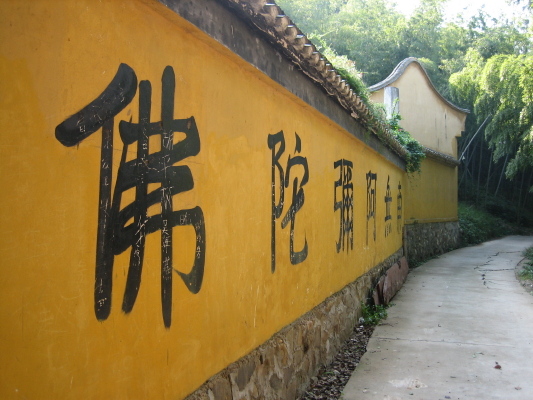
[277, 0, 407, 84]
[450, 52, 533, 182]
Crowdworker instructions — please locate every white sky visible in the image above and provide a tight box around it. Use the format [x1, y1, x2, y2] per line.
[392, 0, 528, 21]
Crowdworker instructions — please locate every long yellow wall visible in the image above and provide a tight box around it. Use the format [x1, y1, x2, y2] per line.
[0, 1, 406, 399]
[405, 157, 459, 223]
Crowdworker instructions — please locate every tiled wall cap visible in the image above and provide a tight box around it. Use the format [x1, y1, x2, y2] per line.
[218, 0, 409, 161]
[274, 15, 290, 32]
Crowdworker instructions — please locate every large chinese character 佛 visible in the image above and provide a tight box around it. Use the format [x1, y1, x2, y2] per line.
[55, 64, 205, 328]
[366, 171, 377, 245]
[267, 131, 309, 273]
[334, 159, 354, 252]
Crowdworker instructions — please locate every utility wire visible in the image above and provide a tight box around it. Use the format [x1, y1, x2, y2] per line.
[459, 114, 491, 162]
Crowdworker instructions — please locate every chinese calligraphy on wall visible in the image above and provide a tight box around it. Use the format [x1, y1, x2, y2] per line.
[366, 171, 377, 245]
[364, 172, 403, 244]
[397, 182, 403, 234]
[57, 64, 405, 328]
[334, 159, 354, 253]
[267, 131, 309, 272]
[385, 176, 392, 237]
[56, 64, 205, 328]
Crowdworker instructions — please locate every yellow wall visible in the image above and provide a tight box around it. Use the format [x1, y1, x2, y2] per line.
[0, 1, 405, 399]
[371, 62, 467, 158]
[371, 90, 385, 104]
[405, 158, 459, 223]
[370, 60, 463, 224]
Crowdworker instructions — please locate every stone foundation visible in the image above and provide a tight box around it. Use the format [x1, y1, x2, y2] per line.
[185, 248, 404, 400]
[404, 221, 460, 265]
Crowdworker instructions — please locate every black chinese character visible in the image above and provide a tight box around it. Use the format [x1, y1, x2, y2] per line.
[397, 182, 403, 234]
[268, 131, 309, 272]
[366, 171, 377, 245]
[56, 64, 205, 328]
[385, 176, 392, 237]
[334, 159, 354, 252]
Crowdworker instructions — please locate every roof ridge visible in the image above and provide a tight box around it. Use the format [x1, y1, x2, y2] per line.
[423, 146, 460, 166]
[217, 0, 409, 160]
[369, 57, 470, 114]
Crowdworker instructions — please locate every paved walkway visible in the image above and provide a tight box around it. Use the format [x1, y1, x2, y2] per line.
[343, 236, 533, 400]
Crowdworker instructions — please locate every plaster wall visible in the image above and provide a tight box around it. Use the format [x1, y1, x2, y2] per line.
[370, 63, 466, 158]
[404, 158, 459, 224]
[0, 1, 406, 399]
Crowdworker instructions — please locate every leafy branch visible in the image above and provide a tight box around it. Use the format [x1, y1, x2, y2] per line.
[388, 112, 426, 174]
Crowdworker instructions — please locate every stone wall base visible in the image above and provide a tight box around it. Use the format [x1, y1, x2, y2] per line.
[404, 221, 460, 266]
[185, 248, 404, 400]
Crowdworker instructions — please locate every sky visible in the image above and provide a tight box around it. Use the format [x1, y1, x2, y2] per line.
[393, 0, 528, 21]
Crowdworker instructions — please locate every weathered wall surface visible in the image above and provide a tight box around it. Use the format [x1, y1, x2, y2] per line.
[0, 1, 407, 399]
[404, 157, 458, 224]
[404, 157, 460, 264]
[404, 221, 460, 265]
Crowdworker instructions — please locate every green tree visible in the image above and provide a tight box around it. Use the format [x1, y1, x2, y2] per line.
[451, 53, 533, 171]
[276, 0, 348, 35]
[450, 52, 533, 207]
[278, 0, 409, 85]
[329, 0, 407, 84]
[403, 0, 445, 60]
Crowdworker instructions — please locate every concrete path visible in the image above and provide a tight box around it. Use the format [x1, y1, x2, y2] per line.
[343, 236, 533, 400]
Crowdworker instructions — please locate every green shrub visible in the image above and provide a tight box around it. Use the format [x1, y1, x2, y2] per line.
[458, 202, 511, 246]
[519, 246, 533, 281]
[360, 302, 389, 326]
[388, 113, 426, 174]
[484, 198, 533, 227]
